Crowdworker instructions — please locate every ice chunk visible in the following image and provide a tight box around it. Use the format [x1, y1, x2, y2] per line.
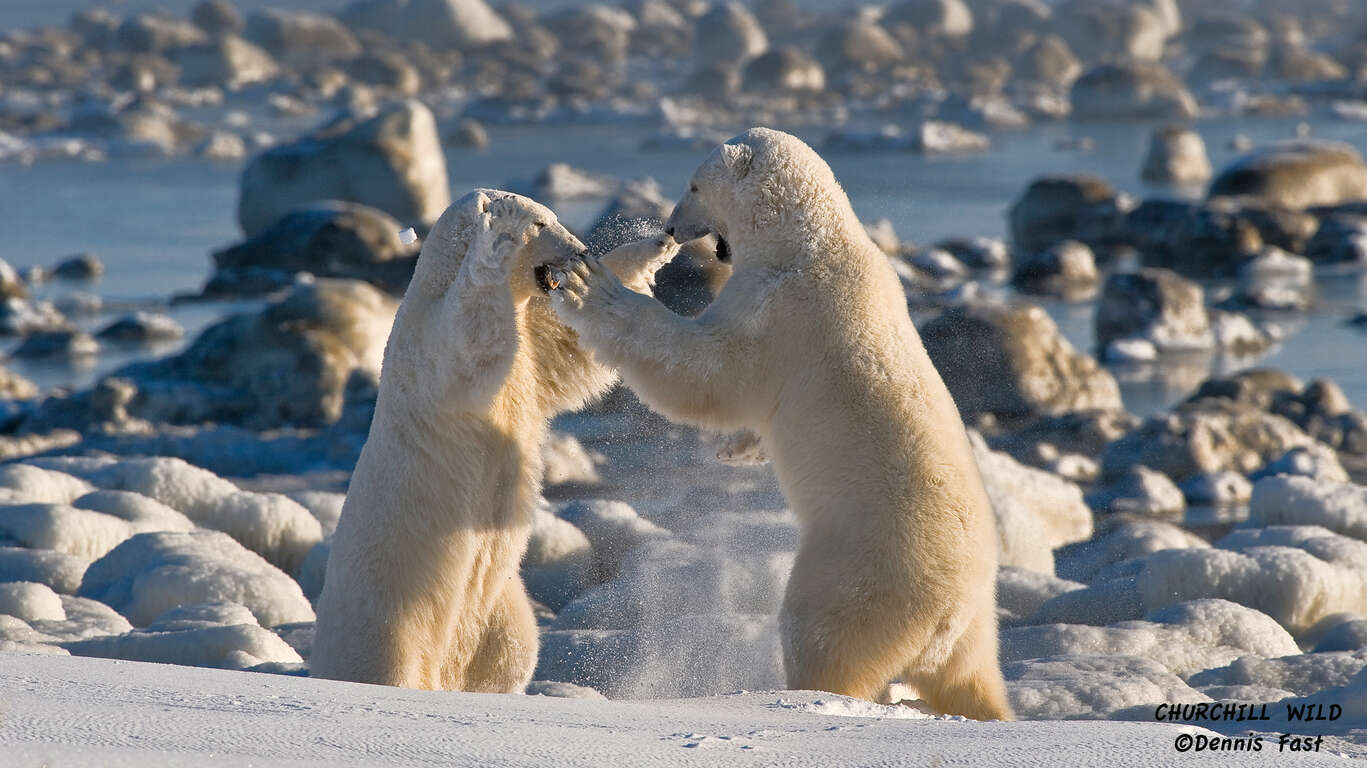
[0, 546, 89, 594]
[0, 580, 66, 622]
[525, 680, 607, 700]
[79, 531, 315, 627]
[397, 227, 417, 245]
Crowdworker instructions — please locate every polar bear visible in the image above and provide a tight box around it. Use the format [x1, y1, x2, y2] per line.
[546, 128, 1013, 720]
[311, 189, 677, 692]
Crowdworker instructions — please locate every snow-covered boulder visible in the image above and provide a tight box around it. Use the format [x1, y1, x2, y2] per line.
[1250, 478, 1367, 542]
[692, 2, 766, 67]
[172, 35, 279, 89]
[64, 602, 303, 670]
[997, 566, 1084, 625]
[0, 465, 94, 504]
[1188, 651, 1367, 697]
[0, 580, 66, 623]
[1011, 240, 1098, 300]
[0, 547, 88, 594]
[243, 9, 361, 67]
[1085, 465, 1185, 517]
[79, 531, 314, 628]
[1008, 174, 1123, 253]
[237, 100, 449, 237]
[1070, 62, 1197, 121]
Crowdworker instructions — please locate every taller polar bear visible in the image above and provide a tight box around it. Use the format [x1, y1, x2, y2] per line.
[311, 189, 676, 692]
[548, 128, 1012, 720]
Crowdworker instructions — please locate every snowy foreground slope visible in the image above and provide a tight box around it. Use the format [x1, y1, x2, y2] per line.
[0, 653, 1351, 768]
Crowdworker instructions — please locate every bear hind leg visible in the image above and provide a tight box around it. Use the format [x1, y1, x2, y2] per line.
[456, 580, 540, 694]
[906, 609, 1013, 721]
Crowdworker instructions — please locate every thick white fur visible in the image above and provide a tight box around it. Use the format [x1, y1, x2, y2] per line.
[550, 129, 1012, 720]
[311, 189, 676, 692]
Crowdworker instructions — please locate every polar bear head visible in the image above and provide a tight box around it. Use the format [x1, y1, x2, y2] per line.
[419, 188, 586, 302]
[665, 127, 855, 262]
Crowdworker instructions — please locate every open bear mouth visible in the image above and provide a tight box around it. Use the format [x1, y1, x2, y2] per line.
[715, 236, 731, 263]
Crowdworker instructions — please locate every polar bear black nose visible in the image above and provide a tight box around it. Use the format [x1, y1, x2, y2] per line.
[665, 225, 675, 237]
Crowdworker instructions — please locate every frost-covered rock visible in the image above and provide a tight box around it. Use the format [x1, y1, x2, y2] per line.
[1209, 140, 1367, 210]
[1141, 126, 1211, 185]
[0, 297, 68, 336]
[1011, 240, 1098, 299]
[1179, 471, 1252, 506]
[1309, 615, 1367, 653]
[1008, 174, 1124, 253]
[884, 0, 974, 40]
[1252, 444, 1349, 484]
[12, 330, 98, 360]
[32, 594, 133, 642]
[243, 10, 361, 67]
[341, 0, 513, 49]
[922, 302, 1122, 420]
[0, 614, 67, 655]
[523, 504, 593, 611]
[1305, 214, 1367, 266]
[57, 458, 322, 573]
[110, 279, 396, 430]
[997, 566, 1084, 626]
[1004, 600, 1298, 678]
[1055, 517, 1207, 584]
[1101, 401, 1313, 483]
[0, 465, 94, 504]
[1095, 268, 1212, 353]
[1004, 654, 1208, 720]
[64, 617, 303, 669]
[0, 547, 88, 594]
[693, 2, 766, 67]
[172, 35, 279, 89]
[0, 581, 66, 622]
[557, 499, 670, 583]
[79, 530, 314, 628]
[95, 313, 184, 344]
[1188, 651, 1367, 697]
[1040, 526, 1367, 634]
[237, 101, 449, 237]
[542, 432, 602, 487]
[970, 432, 1093, 574]
[1070, 62, 1197, 121]
[208, 202, 419, 297]
[742, 48, 825, 93]
[1086, 465, 1185, 517]
[1249, 475, 1367, 540]
[1054, 0, 1168, 64]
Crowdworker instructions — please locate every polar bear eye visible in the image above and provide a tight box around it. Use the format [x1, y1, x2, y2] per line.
[532, 221, 546, 231]
[690, 184, 699, 193]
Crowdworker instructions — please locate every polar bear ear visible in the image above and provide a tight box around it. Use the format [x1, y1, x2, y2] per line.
[720, 142, 752, 180]
[473, 191, 492, 214]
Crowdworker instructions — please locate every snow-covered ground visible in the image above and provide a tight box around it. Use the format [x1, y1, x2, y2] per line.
[0, 652, 1355, 767]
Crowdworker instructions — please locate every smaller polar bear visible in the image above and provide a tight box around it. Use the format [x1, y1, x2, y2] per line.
[311, 189, 677, 692]
[548, 128, 1012, 720]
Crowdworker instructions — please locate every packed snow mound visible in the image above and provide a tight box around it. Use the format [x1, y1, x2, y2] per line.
[542, 432, 603, 487]
[286, 491, 346, 537]
[1037, 526, 1367, 634]
[1055, 518, 1209, 583]
[1250, 475, 1367, 541]
[1003, 600, 1298, 677]
[0, 464, 95, 504]
[970, 432, 1094, 573]
[78, 531, 315, 628]
[0, 546, 88, 594]
[73, 490, 195, 532]
[1308, 614, 1367, 653]
[44, 457, 323, 573]
[1004, 654, 1209, 720]
[1188, 651, 1367, 698]
[0, 580, 65, 622]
